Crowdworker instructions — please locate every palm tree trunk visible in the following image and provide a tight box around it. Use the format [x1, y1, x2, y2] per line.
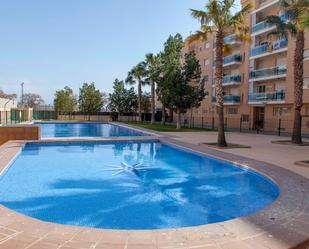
[150, 79, 155, 124]
[292, 31, 304, 144]
[188, 109, 193, 128]
[161, 106, 166, 125]
[138, 80, 142, 121]
[176, 111, 181, 130]
[215, 31, 227, 147]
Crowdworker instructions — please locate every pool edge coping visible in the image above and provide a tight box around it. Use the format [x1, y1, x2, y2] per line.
[0, 136, 308, 248]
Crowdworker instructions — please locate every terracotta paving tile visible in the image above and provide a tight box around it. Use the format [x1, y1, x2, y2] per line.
[72, 229, 103, 242]
[0, 239, 31, 249]
[27, 239, 66, 249]
[188, 245, 220, 249]
[219, 241, 253, 249]
[126, 244, 157, 249]
[61, 240, 95, 248]
[94, 242, 125, 249]
[0, 227, 18, 236]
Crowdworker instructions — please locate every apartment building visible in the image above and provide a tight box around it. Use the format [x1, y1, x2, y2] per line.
[183, 0, 309, 133]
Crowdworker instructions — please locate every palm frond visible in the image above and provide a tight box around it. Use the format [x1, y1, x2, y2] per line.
[187, 31, 208, 43]
[190, 9, 210, 25]
[266, 15, 291, 38]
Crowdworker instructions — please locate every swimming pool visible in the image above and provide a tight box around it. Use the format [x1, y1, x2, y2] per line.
[36, 122, 147, 138]
[0, 141, 279, 230]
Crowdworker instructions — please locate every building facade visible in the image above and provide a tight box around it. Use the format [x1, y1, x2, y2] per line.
[182, 0, 309, 134]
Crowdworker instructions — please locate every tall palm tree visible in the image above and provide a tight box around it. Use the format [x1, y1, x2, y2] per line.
[189, 0, 251, 147]
[266, 0, 306, 144]
[145, 53, 161, 124]
[294, 0, 309, 29]
[126, 62, 147, 121]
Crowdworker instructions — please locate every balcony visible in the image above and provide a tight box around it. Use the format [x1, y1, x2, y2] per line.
[212, 75, 242, 86]
[252, 14, 287, 35]
[250, 39, 288, 59]
[223, 35, 242, 45]
[212, 95, 241, 105]
[248, 91, 285, 104]
[249, 66, 287, 81]
[223, 53, 242, 67]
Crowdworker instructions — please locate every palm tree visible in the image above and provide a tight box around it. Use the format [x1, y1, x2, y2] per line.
[126, 62, 147, 121]
[189, 0, 251, 147]
[145, 53, 161, 124]
[295, 0, 309, 29]
[266, 0, 306, 144]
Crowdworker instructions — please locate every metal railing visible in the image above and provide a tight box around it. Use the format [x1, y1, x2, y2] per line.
[212, 75, 242, 86]
[248, 91, 285, 102]
[223, 53, 242, 65]
[250, 39, 288, 57]
[252, 14, 288, 33]
[250, 66, 287, 79]
[212, 95, 241, 103]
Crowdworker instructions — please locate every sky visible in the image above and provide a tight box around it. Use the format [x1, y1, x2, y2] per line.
[0, 0, 239, 104]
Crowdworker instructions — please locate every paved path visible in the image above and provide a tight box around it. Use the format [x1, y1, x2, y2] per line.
[163, 131, 309, 179]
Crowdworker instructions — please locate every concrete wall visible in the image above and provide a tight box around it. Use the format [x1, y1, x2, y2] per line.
[0, 125, 40, 145]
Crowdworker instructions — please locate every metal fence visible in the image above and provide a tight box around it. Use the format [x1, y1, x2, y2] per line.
[180, 116, 309, 137]
[33, 110, 57, 120]
[0, 110, 30, 125]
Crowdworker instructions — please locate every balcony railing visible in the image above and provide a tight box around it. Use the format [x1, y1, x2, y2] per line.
[212, 95, 241, 103]
[250, 39, 288, 57]
[212, 75, 242, 86]
[248, 91, 285, 102]
[223, 35, 240, 45]
[223, 53, 242, 65]
[250, 66, 287, 79]
[252, 14, 287, 34]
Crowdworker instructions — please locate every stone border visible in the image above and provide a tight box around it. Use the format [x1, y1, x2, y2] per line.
[0, 135, 308, 248]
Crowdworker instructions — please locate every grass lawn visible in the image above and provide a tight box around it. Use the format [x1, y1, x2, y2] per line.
[121, 121, 214, 132]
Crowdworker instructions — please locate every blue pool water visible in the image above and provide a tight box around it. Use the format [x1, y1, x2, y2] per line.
[35, 122, 147, 138]
[0, 141, 279, 230]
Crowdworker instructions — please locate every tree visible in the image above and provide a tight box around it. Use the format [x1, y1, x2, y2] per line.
[78, 83, 104, 118]
[145, 53, 161, 124]
[159, 34, 205, 130]
[266, 0, 306, 144]
[295, 0, 309, 29]
[156, 35, 184, 125]
[189, 0, 251, 147]
[0, 89, 17, 100]
[141, 92, 151, 119]
[54, 86, 77, 114]
[125, 62, 147, 120]
[108, 79, 137, 115]
[21, 93, 44, 108]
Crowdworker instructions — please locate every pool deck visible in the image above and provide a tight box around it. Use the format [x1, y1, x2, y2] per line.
[0, 129, 309, 249]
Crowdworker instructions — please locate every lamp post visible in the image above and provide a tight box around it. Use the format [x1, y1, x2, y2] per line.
[20, 82, 24, 107]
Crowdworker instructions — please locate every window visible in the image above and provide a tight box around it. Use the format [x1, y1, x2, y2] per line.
[203, 75, 209, 82]
[204, 59, 210, 66]
[306, 107, 309, 116]
[257, 85, 266, 93]
[199, 47, 202, 52]
[273, 107, 291, 116]
[241, 114, 249, 122]
[304, 77, 309, 89]
[227, 108, 238, 115]
[205, 42, 210, 49]
[304, 49, 309, 60]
